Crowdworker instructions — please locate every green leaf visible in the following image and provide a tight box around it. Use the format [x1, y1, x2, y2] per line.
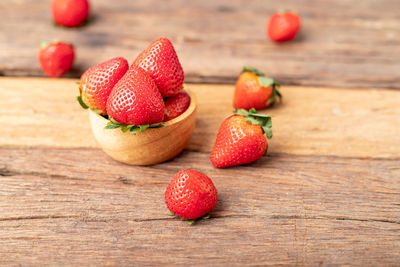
[121, 125, 132, 133]
[149, 123, 164, 128]
[233, 109, 250, 116]
[263, 126, 273, 139]
[108, 117, 124, 126]
[168, 211, 175, 216]
[249, 108, 257, 114]
[77, 95, 89, 109]
[130, 127, 140, 134]
[92, 109, 102, 114]
[187, 220, 195, 225]
[104, 124, 121, 129]
[109, 117, 118, 124]
[267, 83, 282, 106]
[139, 125, 149, 132]
[267, 94, 276, 106]
[258, 77, 275, 87]
[245, 117, 259, 125]
[40, 41, 50, 49]
[242, 66, 264, 76]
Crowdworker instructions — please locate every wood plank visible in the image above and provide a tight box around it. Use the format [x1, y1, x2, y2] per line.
[0, 147, 399, 266]
[1, 77, 399, 158]
[1, 0, 400, 89]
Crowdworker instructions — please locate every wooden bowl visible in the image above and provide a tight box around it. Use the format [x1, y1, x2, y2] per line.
[89, 89, 197, 165]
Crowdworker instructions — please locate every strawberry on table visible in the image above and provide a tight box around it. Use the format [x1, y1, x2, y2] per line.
[267, 11, 301, 42]
[163, 92, 191, 122]
[132, 37, 184, 97]
[38, 41, 75, 78]
[78, 57, 129, 115]
[106, 67, 165, 126]
[233, 66, 281, 110]
[210, 109, 272, 168]
[165, 169, 218, 223]
[51, 0, 90, 28]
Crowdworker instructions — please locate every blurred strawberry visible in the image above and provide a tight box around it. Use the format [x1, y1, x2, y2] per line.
[163, 92, 191, 122]
[79, 57, 129, 115]
[132, 37, 184, 97]
[267, 11, 300, 42]
[233, 66, 281, 110]
[38, 41, 75, 78]
[51, 0, 90, 27]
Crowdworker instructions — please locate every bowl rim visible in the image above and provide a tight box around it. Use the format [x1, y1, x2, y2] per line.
[89, 87, 197, 127]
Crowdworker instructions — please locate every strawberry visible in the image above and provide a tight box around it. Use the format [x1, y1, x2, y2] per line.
[106, 67, 164, 127]
[38, 41, 75, 78]
[210, 109, 272, 168]
[267, 11, 300, 42]
[132, 37, 184, 97]
[163, 92, 191, 122]
[78, 57, 129, 115]
[233, 66, 281, 110]
[165, 169, 218, 222]
[51, 0, 90, 28]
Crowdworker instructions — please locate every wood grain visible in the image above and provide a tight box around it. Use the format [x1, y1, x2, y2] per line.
[1, 0, 400, 89]
[1, 77, 399, 158]
[0, 77, 399, 265]
[0, 147, 399, 266]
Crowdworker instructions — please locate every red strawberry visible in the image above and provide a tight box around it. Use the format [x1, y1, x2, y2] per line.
[233, 66, 281, 110]
[210, 109, 272, 168]
[51, 0, 90, 28]
[165, 169, 218, 221]
[79, 57, 129, 115]
[267, 11, 301, 42]
[106, 67, 164, 126]
[163, 92, 191, 122]
[38, 41, 75, 78]
[132, 37, 184, 97]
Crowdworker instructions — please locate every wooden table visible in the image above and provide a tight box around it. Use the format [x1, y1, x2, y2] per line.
[1, 0, 400, 265]
[1, 78, 399, 265]
[1, 0, 400, 89]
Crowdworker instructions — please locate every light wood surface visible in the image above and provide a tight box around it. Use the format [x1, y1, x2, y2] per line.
[0, 77, 399, 265]
[1, 77, 399, 158]
[1, 0, 400, 89]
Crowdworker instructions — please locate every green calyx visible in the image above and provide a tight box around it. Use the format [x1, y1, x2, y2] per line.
[40, 41, 50, 49]
[77, 95, 89, 109]
[77, 92, 104, 114]
[265, 79, 282, 106]
[167, 210, 211, 225]
[241, 66, 282, 106]
[233, 108, 273, 139]
[105, 117, 164, 134]
[242, 66, 265, 76]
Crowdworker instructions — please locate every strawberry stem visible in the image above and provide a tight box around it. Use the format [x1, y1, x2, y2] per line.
[233, 108, 273, 139]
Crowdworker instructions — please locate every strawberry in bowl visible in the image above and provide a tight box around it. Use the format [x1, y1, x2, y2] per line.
[78, 38, 196, 165]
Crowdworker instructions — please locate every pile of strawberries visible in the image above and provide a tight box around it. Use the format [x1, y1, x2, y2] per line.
[78, 37, 191, 129]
